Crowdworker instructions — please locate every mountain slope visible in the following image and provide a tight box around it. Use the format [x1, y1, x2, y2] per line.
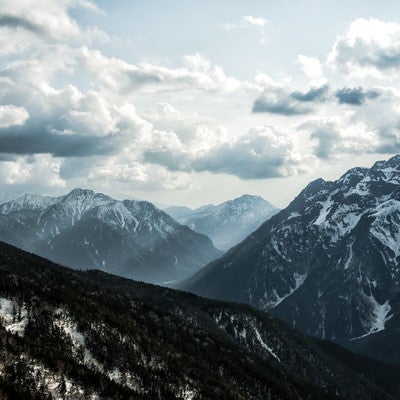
[166, 195, 278, 250]
[180, 155, 400, 364]
[0, 189, 220, 284]
[0, 242, 397, 399]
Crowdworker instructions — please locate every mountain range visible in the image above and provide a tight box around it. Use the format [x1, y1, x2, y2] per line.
[0, 189, 221, 285]
[181, 154, 400, 365]
[165, 194, 278, 251]
[0, 241, 398, 399]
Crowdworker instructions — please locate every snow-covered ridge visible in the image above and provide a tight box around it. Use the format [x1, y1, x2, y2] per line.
[370, 200, 400, 258]
[0, 193, 59, 214]
[167, 194, 278, 250]
[0, 188, 181, 237]
[301, 155, 400, 245]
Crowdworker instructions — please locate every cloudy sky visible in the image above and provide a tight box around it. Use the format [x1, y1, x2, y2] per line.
[1, 0, 400, 208]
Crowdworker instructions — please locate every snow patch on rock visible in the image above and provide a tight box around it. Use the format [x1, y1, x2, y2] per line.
[0, 297, 29, 337]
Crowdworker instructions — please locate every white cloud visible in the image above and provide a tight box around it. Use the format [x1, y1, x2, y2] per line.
[299, 114, 394, 160]
[0, 0, 107, 56]
[2, 6, 400, 199]
[242, 16, 267, 27]
[191, 125, 310, 179]
[328, 18, 400, 77]
[297, 55, 326, 85]
[0, 154, 64, 187]
[78, 47, 245, 95]
[143, 123, 311, 179]
[0, 105, 29, 128]
[223, 15, 267, 44]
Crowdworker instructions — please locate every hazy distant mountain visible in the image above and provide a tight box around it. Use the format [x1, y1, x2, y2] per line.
[181, 155, 400, 365]
[0, 241, 397, 400]
[0, 188, 220, 284]
[166, 194, 278, 250]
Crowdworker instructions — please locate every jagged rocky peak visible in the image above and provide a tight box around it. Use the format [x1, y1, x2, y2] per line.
[337, 167, 369, 187]
[0, 193, 58, 214]
[0, 187, 221, 285]
[167, 194, 278, 251]
[301, 177, 327, 195]
[60, 188, 113, 207]
[224, 194, 275, 211]
[372, 153, 400, 170]
[90, 200, 135, 228]
[181, 154, 400, 365]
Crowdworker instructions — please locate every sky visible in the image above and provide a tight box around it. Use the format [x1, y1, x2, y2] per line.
[1, 1, 400, 208]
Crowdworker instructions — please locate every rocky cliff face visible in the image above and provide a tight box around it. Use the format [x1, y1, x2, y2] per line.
[181, 155, 400, 364]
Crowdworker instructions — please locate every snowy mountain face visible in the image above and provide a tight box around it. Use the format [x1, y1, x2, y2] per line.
[166, 195, 278, 251]
[0, 189, 220, 284]
[180, 155, 400, 364]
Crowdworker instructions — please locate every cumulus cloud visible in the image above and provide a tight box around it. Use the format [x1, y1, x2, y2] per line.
[290, 84, 329, 102]
[0, 121, 118, 157]
[0, 0, 107, 56]
[300, 119, 385, 160]
[59, 156, 193, 191]
[252, 88, 312, 115]
[77, 48, 245, 95]
[0, 105, 29, 128]
[0, 15, 46, 36]
[297, 55, 326, 84]
[143, 125, 308, 179]
[3, 5, 400, 197]
[192, 127, 307, 179]
[329, 18, 400, 76]
[0, 154, 64, 189]
[308, 123, 341, 159]
[335, 87, 380, 105]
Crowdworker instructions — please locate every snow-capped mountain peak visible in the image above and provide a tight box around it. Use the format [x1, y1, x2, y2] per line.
[166, 194, 278, 251]
[181, 154, 400, 364]
[0, 188, 221, 284]
[0, 193, 59, 214]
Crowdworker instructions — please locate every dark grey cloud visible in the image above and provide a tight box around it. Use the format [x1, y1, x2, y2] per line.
[372, 52, 400, 70]
[0, 154, 17, 162]
[308, 124, 341, 160]
[0, 14, 46, 36]
[252, 95, 310, 115]
[373, 125, 400, 153]
[0, 120, 119, 157]
[290, 84, 329, 102]
[335, 87, 380, 105]
[127, 70, 163, 87]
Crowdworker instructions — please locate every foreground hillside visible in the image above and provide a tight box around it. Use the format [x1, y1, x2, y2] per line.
[0, 242, 397, 399]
